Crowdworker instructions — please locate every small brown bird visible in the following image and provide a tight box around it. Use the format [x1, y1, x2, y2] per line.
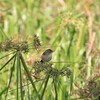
[41, 49, 53, 62]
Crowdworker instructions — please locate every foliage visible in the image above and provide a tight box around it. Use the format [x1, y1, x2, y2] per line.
[0, 0, 100, 100]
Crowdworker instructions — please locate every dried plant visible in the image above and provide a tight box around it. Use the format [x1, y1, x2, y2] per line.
[78, 75, 100, 100]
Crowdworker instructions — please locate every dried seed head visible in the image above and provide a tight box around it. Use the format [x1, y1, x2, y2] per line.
[33, 34, 41, 49]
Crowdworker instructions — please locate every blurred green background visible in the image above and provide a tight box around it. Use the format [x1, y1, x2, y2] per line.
[0, 0, 100, 100]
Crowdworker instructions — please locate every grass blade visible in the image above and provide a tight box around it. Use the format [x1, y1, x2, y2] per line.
[0, 51, 15, 60]
[16, 52, 19, 100]
[18, 52, 24, 100]
[53, 79, 58, 100]
[0, 87, 8, 96]
[40, 70, 52, 100]
[5, 55, 16, 99]
[0, 54, 16, 71]
[20, 52, 40, 99]
[26, 78, 31, 100]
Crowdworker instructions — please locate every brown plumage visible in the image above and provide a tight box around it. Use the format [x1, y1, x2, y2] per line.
[41, 49, 53, 62]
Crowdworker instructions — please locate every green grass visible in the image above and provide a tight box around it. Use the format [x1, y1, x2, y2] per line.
[0, 0, 100, 100]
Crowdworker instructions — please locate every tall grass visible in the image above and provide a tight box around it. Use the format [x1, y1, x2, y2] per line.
[0, 0, 100, 100]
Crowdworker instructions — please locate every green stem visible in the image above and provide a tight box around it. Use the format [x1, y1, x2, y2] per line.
[16, 53, 19, 100]
[40, 70, 52, 100]
[20, 52, 40, 99]
[18, 52, 24, 100]
[0, 51, 15, 60]
[5, 55, 16, 99]
[53, 79, 58, 100]
[0, 54, 16, 71]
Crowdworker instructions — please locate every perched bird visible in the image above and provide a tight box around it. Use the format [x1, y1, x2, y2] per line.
[41, 49, 53, 62]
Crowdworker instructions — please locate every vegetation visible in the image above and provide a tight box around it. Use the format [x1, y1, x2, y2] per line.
[0, 0, 100, 100]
